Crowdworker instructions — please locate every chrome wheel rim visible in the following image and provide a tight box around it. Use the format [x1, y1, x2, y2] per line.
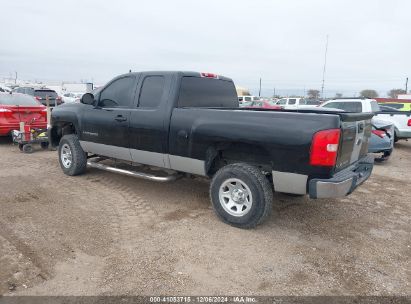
[219, 178, 253, 217]
[61, 143, 72, 168]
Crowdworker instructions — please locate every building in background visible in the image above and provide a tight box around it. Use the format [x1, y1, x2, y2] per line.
[235, 86, 251, 96]
[398, 94, 411, 99]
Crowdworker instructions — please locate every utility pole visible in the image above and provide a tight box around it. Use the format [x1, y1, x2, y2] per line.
[321, 35, 329, 99]
[14, 71, 17, 84]
[406, 77, 408, 93]
[258, 78, 262, 97]
[273, 87, 276, 97]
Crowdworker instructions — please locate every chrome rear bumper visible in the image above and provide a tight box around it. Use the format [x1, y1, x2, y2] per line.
[309, 154, 374, 199]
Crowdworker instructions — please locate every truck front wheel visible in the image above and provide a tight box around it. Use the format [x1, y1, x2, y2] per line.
[210, 163, 273, 228]
[58, 134, 87, 176]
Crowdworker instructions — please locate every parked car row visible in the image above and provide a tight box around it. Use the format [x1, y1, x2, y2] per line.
[238, 96, 410, 162]
[320, 98, 410, 161]
[13, 87, 62, 106]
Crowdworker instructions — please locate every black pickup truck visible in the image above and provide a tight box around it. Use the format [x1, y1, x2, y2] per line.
[50, 71, 374, 228]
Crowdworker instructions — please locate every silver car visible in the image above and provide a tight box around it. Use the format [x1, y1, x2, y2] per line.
[369, 118, 394, 162]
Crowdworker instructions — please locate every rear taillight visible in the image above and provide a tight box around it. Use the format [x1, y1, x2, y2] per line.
[200, 72, 218, 79]
[372, 130, 386, 138]
[408, 119, 411, 127]
[310, 129, 341, 167]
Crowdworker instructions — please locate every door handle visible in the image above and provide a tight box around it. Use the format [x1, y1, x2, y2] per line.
[114, 115, 127, 122]
[177, 130, 188, 139]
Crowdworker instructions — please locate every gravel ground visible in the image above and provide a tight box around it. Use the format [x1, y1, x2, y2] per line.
[0, 137, 410, 296]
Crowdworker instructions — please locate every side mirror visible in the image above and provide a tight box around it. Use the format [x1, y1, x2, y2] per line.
[81, 93, 95, 105]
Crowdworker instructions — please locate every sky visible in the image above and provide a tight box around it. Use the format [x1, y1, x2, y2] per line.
[0, 0, 410, 97]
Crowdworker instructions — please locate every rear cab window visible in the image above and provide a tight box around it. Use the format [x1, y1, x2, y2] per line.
[35, 90, 58, 99]
[323, 101, 362, 112]
[0, 94, 40, 106]
[177, 77, 238, 108]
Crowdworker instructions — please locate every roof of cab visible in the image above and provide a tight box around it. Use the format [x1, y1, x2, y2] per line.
[118, 71, 233, 82]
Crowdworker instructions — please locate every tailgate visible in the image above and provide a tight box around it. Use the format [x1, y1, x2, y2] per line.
[335, 113, 373, 172]
[15, 106, 46, 124]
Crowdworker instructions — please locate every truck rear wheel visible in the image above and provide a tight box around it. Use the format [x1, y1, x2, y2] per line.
[210, 163, 273, 229]
[58, 134, 87, 176]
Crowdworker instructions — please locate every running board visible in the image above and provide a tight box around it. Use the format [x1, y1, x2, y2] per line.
[87, 159, 181, 182]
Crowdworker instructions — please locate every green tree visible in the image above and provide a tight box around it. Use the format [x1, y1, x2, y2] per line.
[307, 89, 320, 99]
[387, 89, 406, 98]
[360, 89, 378, 98]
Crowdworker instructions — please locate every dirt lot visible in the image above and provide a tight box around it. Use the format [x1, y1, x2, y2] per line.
[0, 137, 410, 296]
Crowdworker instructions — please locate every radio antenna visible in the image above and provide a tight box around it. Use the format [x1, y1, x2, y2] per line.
[321, 35, 329, 99]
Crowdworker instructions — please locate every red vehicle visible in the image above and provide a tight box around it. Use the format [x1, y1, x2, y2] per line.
[247, 100, 282, 110]
[0, 93, 47, 136]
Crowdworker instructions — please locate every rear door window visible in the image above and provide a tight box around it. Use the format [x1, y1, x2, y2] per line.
[288, 98, 297, 105]
[99, 76, 135, 108]
[138, 76, 165, 108]
[304, 99, 321, 105]
[177, 77, 238, 108]
[35, 90, 58, 99]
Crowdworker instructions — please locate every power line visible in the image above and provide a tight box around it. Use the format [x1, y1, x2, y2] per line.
[321, 35, 329, 99]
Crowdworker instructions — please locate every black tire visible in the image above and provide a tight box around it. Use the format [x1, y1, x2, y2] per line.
[40, 142, 49, 149]
[394, 132, 399, 143]
[18, 143, 24, 151]
[22, 144, 34, 154]
[58, 134, 87, 176]
[210, 163, 273, 229]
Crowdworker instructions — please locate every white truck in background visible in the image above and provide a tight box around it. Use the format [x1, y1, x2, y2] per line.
[61, 83, 93, 94]
[321, 98, 411, 142]
[276, 97, 321, 109]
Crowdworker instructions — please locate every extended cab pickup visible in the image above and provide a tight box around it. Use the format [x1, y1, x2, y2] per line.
[322, 98, 411, 142]
[51, 71, 374, 228]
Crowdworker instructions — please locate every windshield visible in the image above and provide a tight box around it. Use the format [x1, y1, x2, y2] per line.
[0, 94, 41, 106]
[277, 98, 287, 105]
[381, 103, 404, 110]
